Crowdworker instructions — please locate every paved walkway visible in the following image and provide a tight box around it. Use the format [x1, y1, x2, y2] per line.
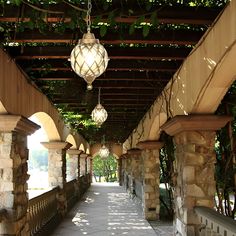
[51, 182, 159, 236]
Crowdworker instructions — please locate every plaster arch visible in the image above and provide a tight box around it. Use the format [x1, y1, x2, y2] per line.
[66, 134, 77, 149]
[32, 112, 60, 141]
[124, 0, 236, 149]
[79, 143, 85, 152]
[148, 112, 167, 140]
[0, 101, 7, 114]
[90, 143, 123, 158]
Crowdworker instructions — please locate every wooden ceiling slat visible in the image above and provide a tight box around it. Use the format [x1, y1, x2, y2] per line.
[9, 47, 191, 60]
[1, 29, 203, 45]
[18, 59, 182, 72]
[0, 4, 221, 25]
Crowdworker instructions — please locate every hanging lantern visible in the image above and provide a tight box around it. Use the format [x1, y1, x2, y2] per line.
[91, 87, 107, 127]
[70, 0, 109, 90]
[99, 144, 109, 159]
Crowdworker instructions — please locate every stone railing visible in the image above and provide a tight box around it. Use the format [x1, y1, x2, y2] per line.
[65, 179, 78, 210]
[195, 206, 236, 236]
[28, 187, 59, 236]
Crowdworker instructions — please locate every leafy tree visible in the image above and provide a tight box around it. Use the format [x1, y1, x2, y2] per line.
[28, 149, 48, 171]
[93, 154, 117, 182]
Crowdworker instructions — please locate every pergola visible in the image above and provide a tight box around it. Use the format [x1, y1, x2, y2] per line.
[0, 0, 225, 142]
[0, 1, 236, 236]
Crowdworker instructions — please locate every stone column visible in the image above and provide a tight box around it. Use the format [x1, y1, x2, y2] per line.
[0, 115, 40, 236]
[127, 149, 142, 195]
[67, 149, 81, 181]
[137, 140, 163, 220]
[67, 149, 82, 197]
[80, 153, 87, 176]
[117, 157, 122, 186]
[161, 115, 231, 236]
[41, 141, 72, 217]
[86, 155, 92, 184]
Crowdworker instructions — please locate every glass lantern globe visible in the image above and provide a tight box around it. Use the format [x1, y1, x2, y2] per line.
[91, 103, 108, 127]
[70, 32, 109, 90]
[99, 145, 109, 159]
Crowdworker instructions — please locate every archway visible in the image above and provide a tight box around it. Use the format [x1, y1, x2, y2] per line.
[27, 114, 50, 198]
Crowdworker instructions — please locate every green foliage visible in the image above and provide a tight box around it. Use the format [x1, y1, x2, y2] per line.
[93, 154, 117, 182]
[159, 132, 175, 219]
[215, 81, 236, 218]
[28, 149, 48, 171]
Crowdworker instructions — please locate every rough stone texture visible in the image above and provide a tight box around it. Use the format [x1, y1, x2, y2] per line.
[80, 154, 86, 176]
[46, 143, 71, 217]
[0, 131, 30, 236]
[141, 149, 160, 220]
[66, 153, 78, 181]
[173, 130, 217, 236]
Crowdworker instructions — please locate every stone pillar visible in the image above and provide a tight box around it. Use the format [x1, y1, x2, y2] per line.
[137, 140, 163, 220]
[0, 115, 40, 236]
[161, 115, 231, 236]
[67, 149, 82, 196]
[86, 155, 92, 183]
[67, 149, 81, 181]
[41, 141, 72, 217]
[117, 157, 122, 186]
[127, 149, 142, 195]
[80, 153, 87, 176]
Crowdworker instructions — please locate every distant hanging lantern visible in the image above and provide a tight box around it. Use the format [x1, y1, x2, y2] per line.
[91, 87, 107, 127]
[70, 0, 109, 90]
[99, 144, 109, 159]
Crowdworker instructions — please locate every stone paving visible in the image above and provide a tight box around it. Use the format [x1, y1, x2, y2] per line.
[51, 182, 173, 236]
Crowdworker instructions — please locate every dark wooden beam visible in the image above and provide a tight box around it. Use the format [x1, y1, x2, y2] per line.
[18, 59, 182, 72]
[0, 4, 222, 25]
[35, 70, 172, 82]
[8, 46, 191, 60]
[1, 29, 203, 45]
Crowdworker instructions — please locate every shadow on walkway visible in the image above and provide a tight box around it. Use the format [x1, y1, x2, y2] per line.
[51, 182, 158, 236]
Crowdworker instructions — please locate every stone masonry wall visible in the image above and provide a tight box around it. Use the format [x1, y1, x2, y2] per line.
[173, 131, 216, 236]
[142, 149, 160, 220]
[0, 132, 30, 236]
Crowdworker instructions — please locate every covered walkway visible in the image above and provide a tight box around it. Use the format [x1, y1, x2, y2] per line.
[51, 183, 172, 236]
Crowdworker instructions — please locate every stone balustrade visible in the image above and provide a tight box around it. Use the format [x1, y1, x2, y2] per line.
[194, 206, 236, 236]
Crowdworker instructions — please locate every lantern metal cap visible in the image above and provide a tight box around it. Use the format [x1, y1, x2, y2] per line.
[80, 32, 99, 44]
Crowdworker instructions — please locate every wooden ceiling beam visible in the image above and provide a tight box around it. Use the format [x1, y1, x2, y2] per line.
[0, 5, 221, 25]
[18, 59, 181, 72]
[9, 46, 191, 60]
[35, 70, 172, 82]
[1, 29, 203, 45]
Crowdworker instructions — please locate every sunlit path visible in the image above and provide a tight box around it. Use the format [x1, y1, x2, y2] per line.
[51, 183, 157, 236]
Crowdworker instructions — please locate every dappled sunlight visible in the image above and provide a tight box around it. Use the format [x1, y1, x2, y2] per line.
[204, 57, 216, 70]
[51, 183, 156, 235]
[107, 192, 154, 234]
[84, 197, 95, 204]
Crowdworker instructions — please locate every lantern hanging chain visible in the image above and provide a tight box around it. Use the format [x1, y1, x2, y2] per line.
[86, 0, 92, 32]
[98, 87, 101, 104]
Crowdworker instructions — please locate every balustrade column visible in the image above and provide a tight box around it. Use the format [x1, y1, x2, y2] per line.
[41, 141, 72, 217]
[0, 115, 40, 236]
[161, 115, 231, 236]
[137, 141, 163, 220]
